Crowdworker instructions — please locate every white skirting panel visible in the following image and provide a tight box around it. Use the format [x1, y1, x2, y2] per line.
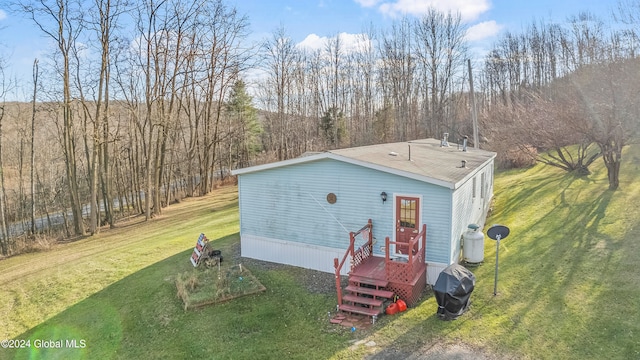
[242, 234, 452, 283]
[241, 234, 350, 275]
[426, 262, 450, 285]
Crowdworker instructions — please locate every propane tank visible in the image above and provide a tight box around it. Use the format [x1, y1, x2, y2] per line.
[463, 224, 485, 264]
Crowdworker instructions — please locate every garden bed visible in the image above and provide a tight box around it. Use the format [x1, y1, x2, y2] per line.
[176, 263, 266, 310]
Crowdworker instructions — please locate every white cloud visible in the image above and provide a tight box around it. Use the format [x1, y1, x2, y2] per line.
[465, 20, 502, 42]
[0, 9, 7, 21]
[297, 32, 372, 54]
[370, 0, 490, 22]
[343, 33, 374, 53]
[298, 34, 325, 52]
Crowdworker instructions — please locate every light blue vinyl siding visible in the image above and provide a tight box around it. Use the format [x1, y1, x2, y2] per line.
[450, 160, 495, 263]
[238, 158, 453, 264]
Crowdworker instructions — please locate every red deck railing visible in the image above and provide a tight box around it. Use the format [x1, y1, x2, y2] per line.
[334, 220, 427, 308]
[333, 219, 373, 306]
[384, 224, 427, 284]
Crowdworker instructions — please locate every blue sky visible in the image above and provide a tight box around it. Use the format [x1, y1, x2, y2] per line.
[0, 0, 618, 99]
[230, 0, 614, 44]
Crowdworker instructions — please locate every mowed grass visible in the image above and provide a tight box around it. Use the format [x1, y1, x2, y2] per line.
[1, 186, 350, 360]
[337, 145, 640, 359]
[0, 187, 240, 341]
[3, 145, 640, 359]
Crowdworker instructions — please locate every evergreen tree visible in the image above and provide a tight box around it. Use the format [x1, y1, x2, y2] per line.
[226, 80, 262, 168]
[320, 107, 346, 147]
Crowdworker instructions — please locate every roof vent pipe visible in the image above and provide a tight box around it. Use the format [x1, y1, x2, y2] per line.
[462, 136, 468, 152]
[408, 144, 412, 161]
[441, 133, 450, 147]
[461, 160, 467, 168]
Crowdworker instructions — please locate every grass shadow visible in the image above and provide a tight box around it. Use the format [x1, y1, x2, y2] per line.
[346, 149, 640, 359]
[5, 233, 352, 360]
[465, 170, 621, 356]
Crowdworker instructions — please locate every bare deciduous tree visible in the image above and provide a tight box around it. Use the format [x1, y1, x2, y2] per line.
[30, 59, 38, 235]
[573, 61, 640, 190]
[19, 0, 86, 235]
[0, 56, 11, 254]
[262, 27, 299, 159]
[414, 9, 467, 138]
[379, 18, 415, 141]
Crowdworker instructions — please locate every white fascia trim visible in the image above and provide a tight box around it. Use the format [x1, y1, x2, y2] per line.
[231, 152, 330, 175]
[232, 152, 456, 189]
[452, 155, 496, 190]
[328, 153, 455, 189]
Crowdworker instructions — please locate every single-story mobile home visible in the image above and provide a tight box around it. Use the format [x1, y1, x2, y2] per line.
[232, 138, 496, 285]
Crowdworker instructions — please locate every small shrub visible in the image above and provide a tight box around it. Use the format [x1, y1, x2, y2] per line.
[13, 234, 55, 254]
[497, 145, 537, 169]
[187, 273, 199, 291]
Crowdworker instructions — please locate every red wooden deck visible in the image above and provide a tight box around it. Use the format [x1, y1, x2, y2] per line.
[350, 255, 386, 282]
[333, 220, 427, 322]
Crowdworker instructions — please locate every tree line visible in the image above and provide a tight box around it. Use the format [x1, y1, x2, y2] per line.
[0, 0, 639, 255]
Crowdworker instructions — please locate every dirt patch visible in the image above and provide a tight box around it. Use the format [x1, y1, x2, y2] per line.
[230, 241, 342, 295]
[367, 342, 517, 360]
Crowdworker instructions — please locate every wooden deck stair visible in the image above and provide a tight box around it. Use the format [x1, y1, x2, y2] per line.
[337, 275, 394, 319]
[333, 220, 427, 324]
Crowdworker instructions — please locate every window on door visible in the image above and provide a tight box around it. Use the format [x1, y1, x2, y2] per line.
[399, 198, 417, 228]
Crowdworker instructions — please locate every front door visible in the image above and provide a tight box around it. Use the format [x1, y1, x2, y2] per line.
[395, 196, 420, 255]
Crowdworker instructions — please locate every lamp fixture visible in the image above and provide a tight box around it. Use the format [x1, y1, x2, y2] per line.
[380, 191, 387, 204]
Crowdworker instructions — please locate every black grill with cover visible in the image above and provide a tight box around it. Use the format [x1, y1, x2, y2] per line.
[433, 264, 476, 320]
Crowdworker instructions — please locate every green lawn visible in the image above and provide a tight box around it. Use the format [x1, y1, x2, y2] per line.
[0, 187, 351, 360]
[2, 146, 640, 359]
[349, 146, 640, 359]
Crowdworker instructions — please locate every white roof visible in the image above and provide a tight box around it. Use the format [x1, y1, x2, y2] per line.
[232, 138, 496, 189]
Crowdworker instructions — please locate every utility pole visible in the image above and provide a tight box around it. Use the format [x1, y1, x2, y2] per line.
[468, 59, 479, 149]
